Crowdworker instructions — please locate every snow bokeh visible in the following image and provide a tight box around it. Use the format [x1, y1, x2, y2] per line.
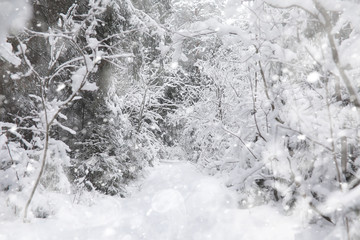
[0, 0, 31, 65]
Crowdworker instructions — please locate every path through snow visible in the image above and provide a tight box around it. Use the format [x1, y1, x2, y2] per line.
[1, 161, 333, 240]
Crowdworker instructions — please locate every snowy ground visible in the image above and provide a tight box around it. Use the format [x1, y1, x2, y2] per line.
[0, 161, 337, 240]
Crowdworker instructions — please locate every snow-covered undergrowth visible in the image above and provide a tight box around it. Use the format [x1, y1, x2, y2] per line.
[0, 162, 337, 240]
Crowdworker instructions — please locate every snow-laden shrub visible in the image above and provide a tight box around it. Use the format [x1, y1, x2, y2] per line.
[171, 1, 360, 237]
[0, 124, 72, 219]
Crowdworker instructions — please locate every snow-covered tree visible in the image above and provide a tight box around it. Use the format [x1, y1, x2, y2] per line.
[167, 0, 360, 238]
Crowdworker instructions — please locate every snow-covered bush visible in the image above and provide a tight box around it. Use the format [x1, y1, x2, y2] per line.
[0, 0, 163, 219]
[169, 0, 360, 238]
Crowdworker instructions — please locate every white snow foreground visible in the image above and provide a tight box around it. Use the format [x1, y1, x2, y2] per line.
[1, 161, 334, 240]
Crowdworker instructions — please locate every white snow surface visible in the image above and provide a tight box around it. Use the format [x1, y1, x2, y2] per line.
[0, 161, 335, 240]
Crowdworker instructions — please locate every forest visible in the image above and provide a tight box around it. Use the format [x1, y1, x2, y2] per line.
[1, 0, 360, 239]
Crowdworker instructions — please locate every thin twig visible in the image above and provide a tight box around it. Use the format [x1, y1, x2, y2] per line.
[221, 126, 258, 160]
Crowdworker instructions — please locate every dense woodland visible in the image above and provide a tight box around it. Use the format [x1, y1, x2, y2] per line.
[1, 0, 360, 238]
